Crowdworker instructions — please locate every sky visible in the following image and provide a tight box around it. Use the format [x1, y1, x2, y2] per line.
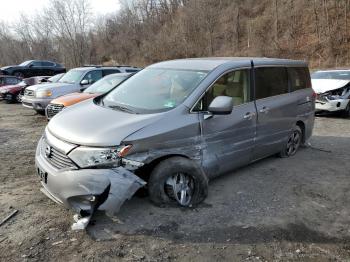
[0, 0, 121, 23]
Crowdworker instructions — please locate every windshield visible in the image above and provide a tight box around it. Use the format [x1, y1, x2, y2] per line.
[58, 70, 84, 84]
[48, 73, 64, 83]
[19, 61, 32, 66]
[84, 74, 128, 94]
[312, 71, 350, 80]
[102, 68, 208, 114]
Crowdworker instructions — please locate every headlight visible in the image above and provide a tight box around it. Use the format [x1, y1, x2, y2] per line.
[0, 89, 8, 93]
[36, 90, 52, 98]
[69, 145, 132, 168]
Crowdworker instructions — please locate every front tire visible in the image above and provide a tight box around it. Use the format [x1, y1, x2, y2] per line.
[148, 157, 208, 207]
[279, 126, 302, 158]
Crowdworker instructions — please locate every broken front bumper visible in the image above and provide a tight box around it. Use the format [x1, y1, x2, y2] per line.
[315, 98, 349, 112]
[35, 137, 146, 216]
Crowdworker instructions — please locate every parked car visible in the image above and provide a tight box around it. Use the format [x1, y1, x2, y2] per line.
[0, 74, 64, 103]
[35, 58, 315, 223]
[0, 75, 22, 87]
[46, 73, 132, 119]
[0, 60, 66, 78]
[22, 66, 140, 114]
[311, 69, 350, 117]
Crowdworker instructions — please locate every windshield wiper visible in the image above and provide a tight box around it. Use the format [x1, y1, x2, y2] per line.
[108, 104, 136, 114]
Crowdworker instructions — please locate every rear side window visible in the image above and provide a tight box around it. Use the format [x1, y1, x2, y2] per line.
[255, 67, 289, 99]
[289, 67, 310, 91]
[103, 69, 120, 76]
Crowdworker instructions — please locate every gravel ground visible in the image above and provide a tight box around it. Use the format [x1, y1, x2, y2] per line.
[0, 102, 350, 261]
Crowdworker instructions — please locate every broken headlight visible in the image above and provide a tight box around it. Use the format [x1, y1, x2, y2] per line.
[69, 145, 132, 168]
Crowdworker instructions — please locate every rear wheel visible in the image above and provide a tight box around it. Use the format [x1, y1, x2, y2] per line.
[279, 126, 302, 158]
[148, 157, 208, 207]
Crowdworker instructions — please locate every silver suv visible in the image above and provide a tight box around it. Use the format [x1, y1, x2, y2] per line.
[35, 58, 315, 222]
[22, 66, 140, 114]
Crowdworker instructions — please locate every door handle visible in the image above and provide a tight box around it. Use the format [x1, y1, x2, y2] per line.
[243, 112, 255, 120]
[259, 106, 269, 114]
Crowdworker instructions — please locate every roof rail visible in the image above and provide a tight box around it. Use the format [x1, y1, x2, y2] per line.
[82, 65, 139, 68]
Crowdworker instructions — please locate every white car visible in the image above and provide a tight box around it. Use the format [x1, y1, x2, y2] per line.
[311, 70, 350, 117]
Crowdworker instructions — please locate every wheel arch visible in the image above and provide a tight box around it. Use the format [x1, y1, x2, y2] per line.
[296, 120, 306, 144]
[134, 154, 191, 182]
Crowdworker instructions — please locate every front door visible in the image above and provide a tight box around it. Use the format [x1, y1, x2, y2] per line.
[195, 69, 257, 178]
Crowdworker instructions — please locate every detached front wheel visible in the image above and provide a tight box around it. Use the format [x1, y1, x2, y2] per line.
[279, 126, 302, 158]
[148, 157, 208, 207]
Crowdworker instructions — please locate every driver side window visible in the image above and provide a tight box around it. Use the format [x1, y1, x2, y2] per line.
[193, 69, 251, 111]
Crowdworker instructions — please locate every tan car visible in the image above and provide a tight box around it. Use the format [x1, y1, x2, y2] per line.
[45, 73, 131, 119]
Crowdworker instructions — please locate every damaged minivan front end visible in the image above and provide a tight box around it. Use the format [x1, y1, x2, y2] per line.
[35, 128, 146, 228]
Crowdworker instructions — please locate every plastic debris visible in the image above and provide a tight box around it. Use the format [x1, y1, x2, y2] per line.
[71, 214, 92, 230]
[0, 209, 18, 227]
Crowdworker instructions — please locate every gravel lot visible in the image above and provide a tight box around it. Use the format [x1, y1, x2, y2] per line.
[1, 102, 350, 261]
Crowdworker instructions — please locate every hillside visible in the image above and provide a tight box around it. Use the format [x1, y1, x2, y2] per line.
[0, 0, 349, 69]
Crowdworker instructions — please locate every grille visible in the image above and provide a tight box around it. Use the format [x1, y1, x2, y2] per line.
[46, 104, 64, 119]
[24, 89, 34, 96]
[42, 139, 76, 169]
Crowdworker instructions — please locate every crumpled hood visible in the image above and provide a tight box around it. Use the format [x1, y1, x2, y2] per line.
[312, 79, 350, 94]
[48, 99, 163, 146]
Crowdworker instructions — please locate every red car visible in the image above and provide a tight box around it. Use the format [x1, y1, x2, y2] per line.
[0, 76, 51, 103]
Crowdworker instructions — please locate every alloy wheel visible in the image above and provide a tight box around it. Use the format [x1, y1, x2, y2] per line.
[165, 173, 194, 206]
[286, 130, 301, 156]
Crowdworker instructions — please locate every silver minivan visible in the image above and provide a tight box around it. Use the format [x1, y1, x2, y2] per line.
[35, 58, 315, 219]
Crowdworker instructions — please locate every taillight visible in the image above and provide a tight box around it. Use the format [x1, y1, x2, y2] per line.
[312, 91, 317, 100]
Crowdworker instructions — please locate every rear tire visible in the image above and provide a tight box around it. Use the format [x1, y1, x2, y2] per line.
[279, 126, 302, 158]
[148, 157, 208, 207]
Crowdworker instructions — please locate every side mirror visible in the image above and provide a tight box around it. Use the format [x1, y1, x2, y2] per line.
[208, 96, 233, 115]
[29, 64, 34, 68]
[80, 79, 89, 85]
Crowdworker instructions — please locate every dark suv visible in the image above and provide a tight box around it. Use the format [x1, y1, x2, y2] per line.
[0, 60, 66, 78]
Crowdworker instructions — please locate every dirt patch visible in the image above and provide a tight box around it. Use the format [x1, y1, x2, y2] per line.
[1, 103, 350, 261]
